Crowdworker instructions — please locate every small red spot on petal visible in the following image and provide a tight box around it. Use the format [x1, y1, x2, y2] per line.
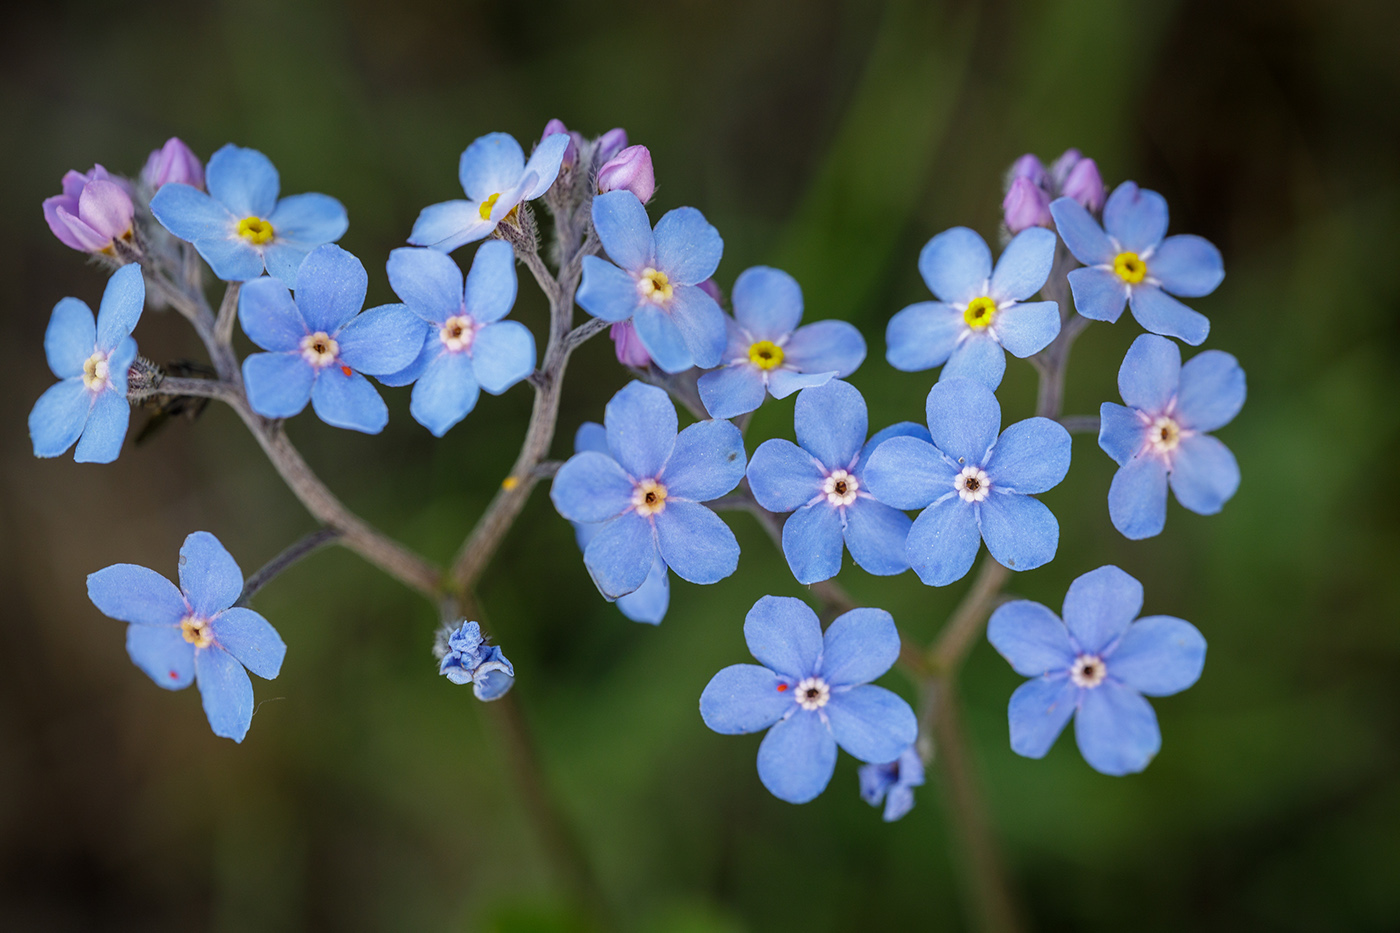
[169, 670, 179, 679]
[341, 365, 353, 377]
[776, 683, 789, 692]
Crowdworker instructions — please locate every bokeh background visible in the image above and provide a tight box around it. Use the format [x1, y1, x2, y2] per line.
[3, 0, 1398, 930]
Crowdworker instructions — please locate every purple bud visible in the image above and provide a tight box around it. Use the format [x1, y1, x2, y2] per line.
[1049, 148, 1084, 187]
[141, 137, 204, 191]
[596, 145, 655, 203]
[42, 165, 135, 253]
[1061, 157, 1105, 213]
[594, 128, 629, 166]
[1002, 176, 1052, 234]
[1010, 153, 1049, 189]
[610, 321, 652, 368]
[698, 278, 723, 305]
[542, 119, 582, 168]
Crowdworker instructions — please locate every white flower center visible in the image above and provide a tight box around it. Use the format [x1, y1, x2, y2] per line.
[1148, 415, 1182, 455]
[822, 469, 859, 507]
[180, 615, 213, 649]
[439, 314, 476, 352]
[82, 351, 111, 391]
[300, 331, 340, 368]
[637, 267, 673, 305]
[954, 466, 991, 503]
[632, 478, 668, 517]
[1070, 654, 1107, 689]
[794, 676, 830, 711]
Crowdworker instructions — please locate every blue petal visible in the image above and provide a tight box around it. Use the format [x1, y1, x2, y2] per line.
[757, 710, 837, 804]
[1007, 677, 1077, 759]
[1074, 681, 1160, 776]
[994, 300, 1060, 359]
[464, 240, 518, 323]
[263, 243, 311, 291]
[605, 381, 677, 479]
[698, 365, 766, 419]
[29, 379, 91, 458]
[179, 531, 244, 617]
[1062, 565, 1142, 655]
[664, 419, 746, 501]
[474, 667, 516, 701]
[195, 645, 255, 742]
[239, 277, 307, 352]
[267, 192, 348, 247]
[918, 227, 991, 304]
[841, 499, 912, 577]
[150, 183, 235, 243]
[109, 338, 137, 392]
[1118, 334, 1181, 413]
[747, 439, 824, 512]
[408, 200, 494, 252]
[819, 607, 900, 687]
[979, 493, 1058, 572]
[885, 301, 960, 372]
[654, 500, 739, 584]
[862, 436, 953, 510]
[667, 285, 727, 369]
[990, 227, 1056, 302]
[781, 502, 844, 584]
[404, 348, 472, 430]
[1098, 402, 1146, 466]
[906, 496, 980, 586]
[206, 144, 279, 217]
[387, 247, 463, 323]
[472, 320, 535, 394]
[458, 132, 526, 202]
[212, 607, 285, 680]
[1109, 616, 1206, 697]
[88, 564, 187, 626]
[731, 266, 802, 339]
[1067, 266, 1129, 323]
[1169, 434, 1239, 515]
[926, 378, 1001, 465]
[73, 389, 129, 464]
[616, 556, 669, 625]
[296, 245, 368, 335]
[337, 304, 426, 376]
[591, 190, 654, 271]
[1109, 456, 1169, 539]
[768, 369, 836, 399]
[653, 206, 722, 285]
[795, 379, 867, 470]
[311, 366, 389, 434]
[986, 417, 1071, 494]
[574, 420, 608, 456]
[551, 450, 636, 522]
[1103, 182, 1168, 254]
[577, 256, 644, 323]
[940, 334, 1006, 390]
[783, 320, 866, 377]
[632, 304, 694, 373]
[700, 664, 796, 734]
[1049, 197, 1114, 266]
[1129, 285, 1210, 346]
[95, 264, 144, 348]
[826, 685, 917, 763]
[44, 298, 95, 379]
[127, 625, 195, 690]
[987, 600, 1075, 677]
[1149, 234, 1223, 298]
[583, 511, 656, 599]
[1176, 350, 1245, 432]
[521, 132, 571, 199]
[743, 595, 823, 679]
[242, 352, 315, 419]
[860, 419, 934, 457]
[193, 234, 266, 282]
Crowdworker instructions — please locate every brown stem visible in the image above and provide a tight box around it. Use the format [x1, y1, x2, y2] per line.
[236, 528, 342, 607]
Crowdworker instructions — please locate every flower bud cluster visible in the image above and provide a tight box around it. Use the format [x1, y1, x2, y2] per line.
[1002, 148, 1105, 234]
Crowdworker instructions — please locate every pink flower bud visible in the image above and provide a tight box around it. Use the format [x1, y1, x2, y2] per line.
[42, 165, 135, 253]
[1002, 176, 1052, 234]
[141, 137, 204, 191]
[594, 128, 628, 166]
[698, 278, 723, 304]
[610, 321, 652, 368]
[596, 145, 655, 203]
[1010, 153, 1048, 189]
[542, 119, 582, 168]
[1049, 148, 1084, 186]
[1061, 157, 1105, 213]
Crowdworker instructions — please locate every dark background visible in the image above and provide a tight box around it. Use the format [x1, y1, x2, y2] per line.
[2, 0, 1398, 930]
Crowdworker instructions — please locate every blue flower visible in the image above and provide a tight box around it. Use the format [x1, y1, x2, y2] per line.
[377, 242, 535, 436]
[150, 144, 348, 286]
[575, 190, 726, 373]
[700, 596, 917, 804]
[408, 131, 571, 252]
[550, 381, 745, 598]
[29, 263, 143, 464]
[439, 621, 515, 701]
[1050, 182, 1224, 346]
[86, 531, 286, 743]
[1100, 334, 1245, 539]
[885, 227, 1061, 389]
[696, 266, 866, 419]
[238, 244, 425, 434]
[858, 745, 924, 822]
[987, 565, 1206, 776]
[569, 422, 670, 624]
[747, 380, 922, 584]
[863, 378, 1071, 586]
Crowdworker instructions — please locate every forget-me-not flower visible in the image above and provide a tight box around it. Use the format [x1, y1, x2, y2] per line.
[43, 164, 134, 255]
[550, 381, 745, 599]
[439, 620, 515, 700]
[378, 242, 535, 436]
[988, 565, 1206, 776]
[1100, 334, 1245, 539]
[885, 226, 1061, 389]
[87, 531, 287, 743]
[858, 745, 924, 822]
[747, 380, 921, 584]
[1051, 182, 1224, 346]
[697, 266, 865, 419]
[151, 144, 348, 286]
[864, 378, 1071, 586]
[408, 131, 571, 252]
[239, 245, 424, 434]
[29, 263, 143, 464]
[576, 190, 726, 373]
[700, 596, 917, 804]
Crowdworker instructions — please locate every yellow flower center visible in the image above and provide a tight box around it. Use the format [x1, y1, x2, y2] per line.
[632, 478, 668, 517]
[963, 296, 997, 330]
[300, 331, 340, 368]
[237, 216, 275, 245]
[180, 615, 213, 649]
[1114, 251, 1147, 284]
[82, 351, 110, 391]
[478, 192, 501, 221]
[637, 267, 673, 304]
[748, 340, 785, 370]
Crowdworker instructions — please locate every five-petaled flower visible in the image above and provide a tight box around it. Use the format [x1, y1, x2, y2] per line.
[858, 745, 924, 822]
[987, 565, 1206, 776]
[550, 381, 745, 598]
[87, 531, 287, 743]
[1051, 181, 1224, 346]
[408, 131, 571, 252]
[150, 143, 349, 286]
[238, 244, 424, 433]
[1100, 334, 1245, 539]
[886, 226, 1061, 390]
[747, 380, 920, 584]
[697, 266, 866, 419]
[864, 378, 1071, 586]
[29, 263, 144, 464]
[576, 190, 726, 373]
[439, 621, 515, 700]
[43, 164, 135, 255]
[700, 596, 917, 804]
[378, 242, 536, 436]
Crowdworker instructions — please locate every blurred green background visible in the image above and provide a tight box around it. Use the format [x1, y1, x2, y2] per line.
[3, 0, 1398, 929]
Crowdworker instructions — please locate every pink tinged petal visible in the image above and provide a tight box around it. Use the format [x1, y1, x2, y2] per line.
[993, 300, 1061, 359]
[1067, 266, 1129, 323]
[44, 298, 96, 379]
[1175, 349, 1245, 433]
[408, 200, 496, 252]
[782, 320, 866, 378]
[1103, 182, 1169, 254]
[906, 496, 980, 587]
[595, 144, 655, 202]
[743, 595, 823, 679]
[127, 625, 196, 690]
[1002, 176, 1052, 234]
[1011, 153, 1049, 186]
[583, 511, 656, 599]
[700, 664, 795, 734]
[60, 169, 88, 201]
[987, 600, 1075, 677]
[77, 180, 134, 240]
[825, 685, 917, 763]
[1148, 234, 1223, 297]
[653, 206, 723, 285]
[1118, 334, 1181, 413]
[43, 196, 92, 250]
[978, 493, 1059, 573]
[1007, 677, 1077, 758]
[757, 709, 838, 804]
[653, 500, 739, 585]
[1108, 616, 1206, 697]
[180, 531, 244, 617]
[1109, 456, 1169, 539]
[73, 389, 130, 464]
[611, 321, 652, 367]
[195, 646, 255, 742]
[918, 227, 991, 304]
[885, 301, 962, 373]
[819, 608, 900, 686]
[142, 137, 204, 190]
[1074, 681, 1160, 776]
[781, 501, 844, 584]
[88, 564, 188, 627]
[1129, 285, 1210, 346]
[990, 227, 1056, 302]
[595, 128, 628, 164]
[210, 607, 286, 680]
[29, 379, 91, 458]
[1062, 565, 1143, 655]
[458, 132, 527, 202]
[53, 207, 111, 252]
[591, 190, 655, 271]
[663, 419, 746, 502]
[1061, 157, 1105, 212]
[731, 265, 803, 339]
[926, 378, 1001, 465]
[1169, 433, 1239, 515]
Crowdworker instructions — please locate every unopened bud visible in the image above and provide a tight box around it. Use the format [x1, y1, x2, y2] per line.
[596, 145, 655, 203]
[594, 128, 628, 166]
[1002, 176, 1052, 233]
[542, 119, 582, 168]
[42, 166, 135, 254]
[1009, 153, 1048, 190]
[141, 137, 204, 191]
[610, 321, 652, 368]
[1061, 157, 1105, 213]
